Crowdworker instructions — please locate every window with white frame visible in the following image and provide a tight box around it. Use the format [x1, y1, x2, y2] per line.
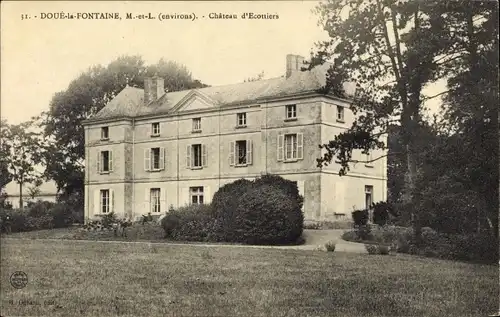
[236, 113, 247, 127]
[285, 104, 297, 120]
[101, 127, 109, 140]
[190, 187, 204, 204]
[365, 185, 373, 210]
[150, 188, 161, 213]
[144, 147, 165, 171]
[151, 122, 160, 136]
[285, 134, 298, 160]
[277, 133, 303, 162]
[229, 140, 253, 166]
[100, 189, 110, 214]
[187, 144, 207, 168]
[336, 106, 345, 122]
[98, 150, 113, 173]
[192, 118, 201, 132]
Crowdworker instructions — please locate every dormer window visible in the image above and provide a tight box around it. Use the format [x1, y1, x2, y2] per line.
[101, 127, 109, 140]
[151, 122, 160, 136]
[336, 106, 345, 122]
[285, 104, 297, 120]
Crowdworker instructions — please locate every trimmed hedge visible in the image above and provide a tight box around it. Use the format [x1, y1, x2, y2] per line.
[161, 204, 216, 241]
[232, 184, 303, 245]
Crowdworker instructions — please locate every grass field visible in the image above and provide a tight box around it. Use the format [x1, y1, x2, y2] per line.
[1, 238, 497, 317]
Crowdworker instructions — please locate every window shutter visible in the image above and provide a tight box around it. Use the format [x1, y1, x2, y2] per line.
[202, 144, 207, 167]
[229, 141, 235, 166]
[110, 189, 115, 214]
[144, 148, 151, 171]
[160, 189, 166, 213]
[247, 139, 253, 165]
[160, 148, 165, 170]
[145, 188, 150, 214]
[277, 134, 284, 161]
[186, 145, 191, 169]
[109, 151, 113, 172]
[97, 151, 101, 173]
[297, 133, 304, 160]
[94, 190, 100, 216]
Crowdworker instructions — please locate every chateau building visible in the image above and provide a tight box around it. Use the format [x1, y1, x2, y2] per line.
[82, 54, 387, 222]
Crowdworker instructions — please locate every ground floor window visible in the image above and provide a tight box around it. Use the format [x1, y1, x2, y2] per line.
[100, 189, 110, 214]
[365, 185, 373, 222]
[190, 187, 204, 204]
[150, 188, 161, 213]
[365, 185, 373, 209]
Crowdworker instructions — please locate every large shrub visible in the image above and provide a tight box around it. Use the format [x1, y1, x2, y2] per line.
[372, 201, 394, 226]
[254, 174, 304, 208]
[352, 208, 369, 227]
[210, 175, 304, 243]
[51, 203, 78, 228]
[27, 201, 55, 218]
[210, 179, 253, 241]
[161, 204, 216, 241]
[231, 184, 303, 245]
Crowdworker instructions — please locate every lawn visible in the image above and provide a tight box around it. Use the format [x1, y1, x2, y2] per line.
[1, 238, 497, 317]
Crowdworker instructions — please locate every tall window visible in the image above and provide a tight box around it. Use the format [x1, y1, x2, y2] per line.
[101, 127, 109, 140]
[100, 189, 110, 214]
[144, 148, 165, 171]
[151, 122, 160, 136]
[229, 140, 252, 166]
[150, 188, 161, 213]
[99, 150, 112, 173]
[151, 148, 161, 170]
[336, 106, 345, 122]
[236, 140, 247, 165]
[190, 187, 204, 204]
[285, 104, 297, 119]
[193, 144, 202, 167]
[365, 185, 373, 210]
[187, 144, 207, 169]
[277, 133, 303, 162]
[285, 134, 298, 160]
[237, 113, 247, 127]
[192, 118, 201, 132]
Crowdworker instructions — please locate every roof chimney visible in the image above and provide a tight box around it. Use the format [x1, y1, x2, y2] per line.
[144, 75, 165, 105]
[286, 54, 305, 78]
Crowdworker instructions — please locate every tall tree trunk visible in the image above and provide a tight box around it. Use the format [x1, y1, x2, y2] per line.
[19, 182, 23, 209]
[402, 6, 424, 244]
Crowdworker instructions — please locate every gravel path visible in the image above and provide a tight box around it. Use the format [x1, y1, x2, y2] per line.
[1, 229, 366, 253]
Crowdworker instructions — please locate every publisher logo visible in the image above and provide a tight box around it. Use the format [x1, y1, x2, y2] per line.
[10, 271, 28, 289]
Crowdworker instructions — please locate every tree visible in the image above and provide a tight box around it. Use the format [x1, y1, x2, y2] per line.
[3, 121, 44, 209]
[27, 178, 43, 202]
[311, 0, 498, 240]
[437, 1, 499, 236]
[39, 55, 208, 202]
[310, 0, 450, 242]
[0, 120, 12, 191]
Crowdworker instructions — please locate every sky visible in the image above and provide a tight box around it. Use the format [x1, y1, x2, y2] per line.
[1, 1, 444, 125]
